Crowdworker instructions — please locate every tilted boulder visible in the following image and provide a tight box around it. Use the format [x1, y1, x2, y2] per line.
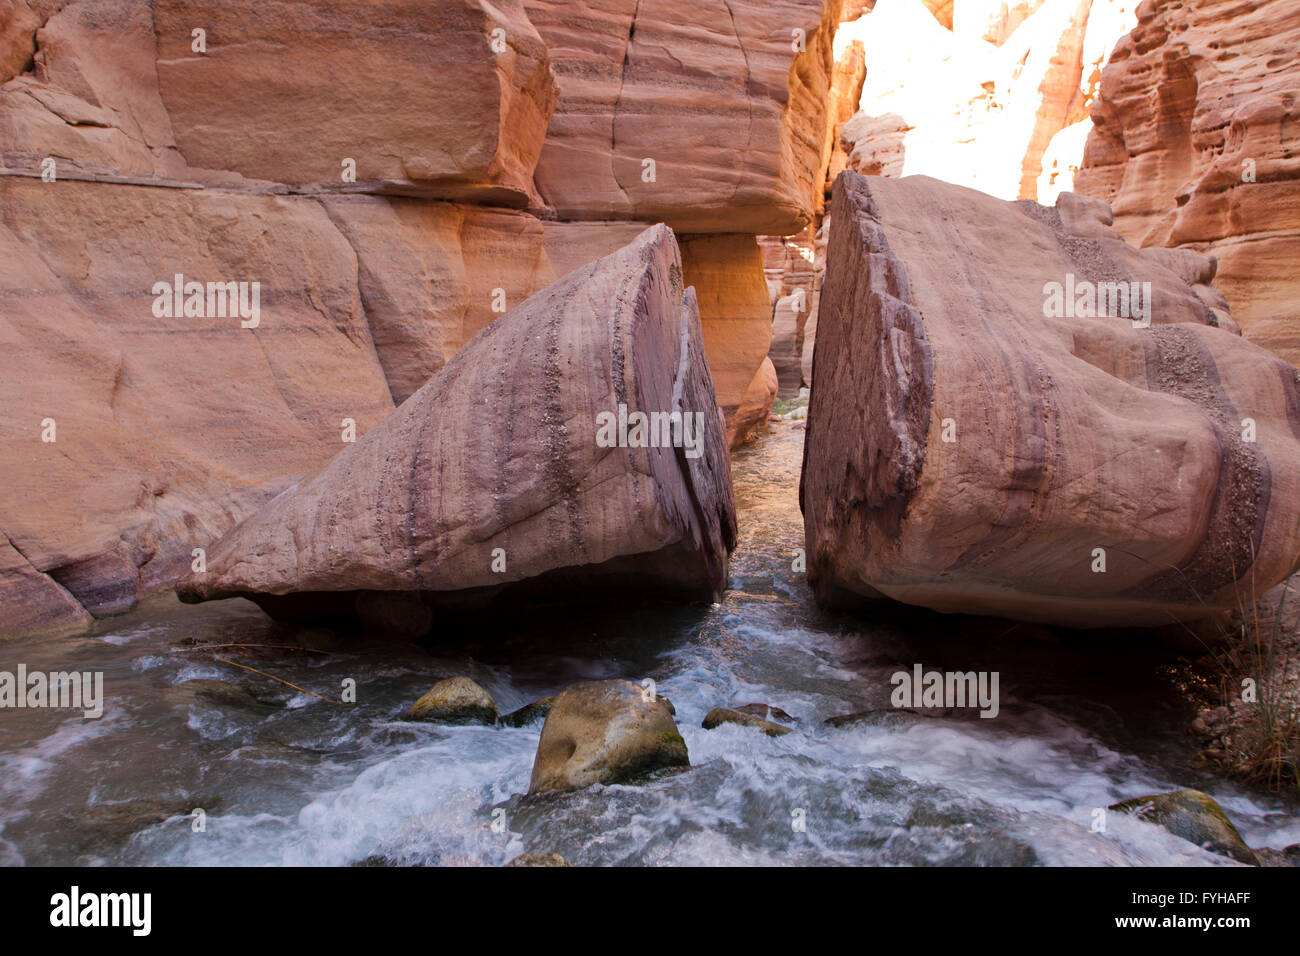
[801, 171, 1300, 627]
[542, 223, 777, 447]
[178, 225, 736, 623]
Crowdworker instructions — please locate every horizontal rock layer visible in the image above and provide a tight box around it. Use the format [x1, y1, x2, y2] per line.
[1, 0, 558, 203]
[154, 0, 557, 202]
[802, 171, 1300, 627]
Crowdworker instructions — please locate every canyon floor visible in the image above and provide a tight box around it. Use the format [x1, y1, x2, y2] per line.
[2, 417, 1296, 867]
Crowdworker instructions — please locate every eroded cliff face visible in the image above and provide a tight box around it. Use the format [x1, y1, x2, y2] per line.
[521, 0, 851, 438]
[0, 0, 844, 639]
[1074, 0, 1300, 365]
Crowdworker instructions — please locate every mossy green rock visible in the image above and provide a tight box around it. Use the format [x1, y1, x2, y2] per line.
[403, 677, 497, 725]
[703, 706, 792, 737]
[1110, 789, 1259, 866]
[528, 680, 689, 794]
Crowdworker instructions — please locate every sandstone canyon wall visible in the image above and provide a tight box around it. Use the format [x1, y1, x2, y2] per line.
[1074, 0, 1300, 367]
[0, 0, 841, 640]
[523, 0, 847, 441]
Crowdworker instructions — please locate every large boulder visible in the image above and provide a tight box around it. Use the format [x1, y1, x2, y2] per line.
[1075, 0, 1300, 366]
[528, 680, 689, 794]
[524, 0, 840, 233]
[801, 171, 1300, 627]
[730, 358, 780, 447]
[178, 225, 736, 621]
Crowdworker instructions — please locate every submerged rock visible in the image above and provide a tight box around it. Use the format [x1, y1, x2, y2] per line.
[702, 707, 793, 737]
[528, 680, 689, 794]
[504, 852, 572, 867]
[1254, 845, 1300, 868]
[802, 171, 1300, 627]
[735, 702, 796, 724]
[1110, 789, 1259, 866]
[824, 709, 921, 729]
[403, 677, 497, 725]
[177, 225, 736, 623]
[167, 679, 276, 713]
[501, 696, 557, 728]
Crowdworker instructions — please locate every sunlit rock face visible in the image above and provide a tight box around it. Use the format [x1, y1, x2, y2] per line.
[761, 227, 824, 395]
[803, 171, 1300, 627]
[1074, 0, 1300, 367]
[836, 0, 1136, 202]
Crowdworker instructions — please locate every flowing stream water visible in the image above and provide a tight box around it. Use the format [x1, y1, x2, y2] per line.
[2, 423, 1297, 866]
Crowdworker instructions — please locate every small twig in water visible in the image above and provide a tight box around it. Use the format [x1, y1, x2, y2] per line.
[215, 658, 345, 706]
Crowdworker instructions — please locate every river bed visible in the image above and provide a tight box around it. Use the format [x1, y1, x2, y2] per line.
[1, 423, 1297, 866]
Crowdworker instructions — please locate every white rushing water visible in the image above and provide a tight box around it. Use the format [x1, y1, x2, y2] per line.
[0, 424, 1296, 866]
